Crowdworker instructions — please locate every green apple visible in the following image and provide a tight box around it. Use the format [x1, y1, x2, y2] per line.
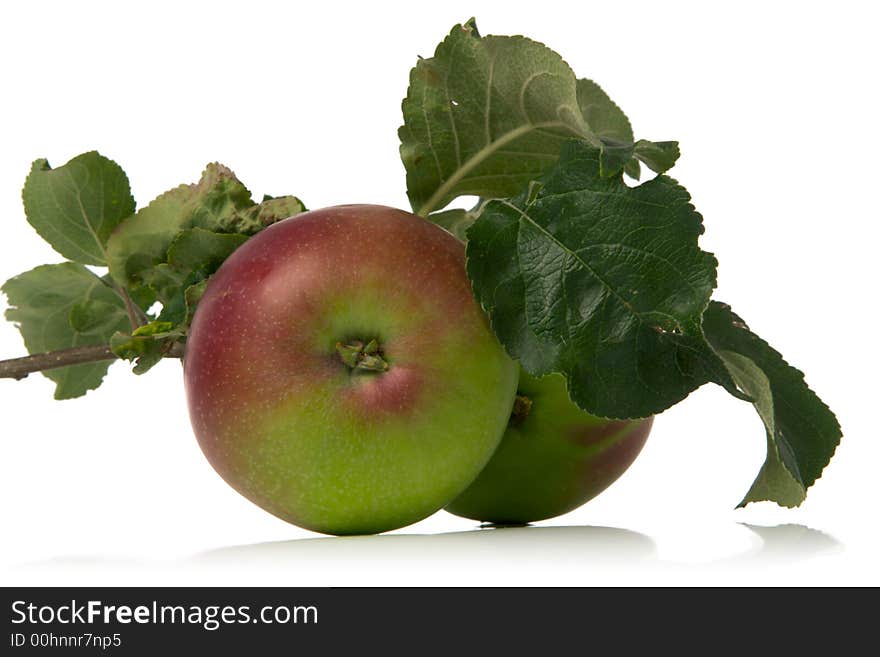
[184, 205, 518, 535]
[446, 369, 653, 524]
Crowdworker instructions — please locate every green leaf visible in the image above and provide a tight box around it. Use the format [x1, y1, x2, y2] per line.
[400, 22, 679, 216]
[105, 163, 248, 289]
[576, 78, 633, 144]
[400, 21, 592, 216]
[166, 228, 249, 272]
[429, 209, 473, 242]
[110, 331, 167, 375]
[110, 319, 183, 375]
[466, 140, 739, 419]
[2, 263, 131, 398]
[69, 299, 128, 335]
[22, 152, 135, 266]
[106, 182, 194, 289]
[234, 194, 306, 234]
[186, 163, 254, 230]
[575, 80, 683, 179]
[141, 264, 189, 316]
[596, 139, 635, 178]
[703, 301, 842, 508]
[429, 199, 489, 242]
[575, 82, 679, 177]
[624, 158, 642, 181]
[634, 140, 681, 175]
[184, 280, 209, 325]
[132, 320, 176, 337]
[106, 164, 304, 329]
[106, 163, 303, 290]
[155, 228, 248, 325]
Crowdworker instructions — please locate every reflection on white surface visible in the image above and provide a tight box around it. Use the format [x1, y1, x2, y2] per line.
[727, 524, 842, 564]
[190, 523, 840, 567]
[193, 525, 656, 564]
[12, 523, 841, 586]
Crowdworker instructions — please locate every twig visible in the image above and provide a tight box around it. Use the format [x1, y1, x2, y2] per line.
[114, 285, 147, 330]
[0, 343, 185, 380]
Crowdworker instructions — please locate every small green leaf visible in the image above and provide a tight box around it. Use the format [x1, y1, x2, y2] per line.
[634, 139, 681, 175]
[576, 78, 633, 144]
[623, 158, 642, 181]
[2, 263, 131, 398]
[703, 301, 842, 508]
[576, 80, 681, 178]
[186, 163, 253, 231]
[466, 140, 737, 418]
[597, 138, 635, 178]
[142, 264, 189, 318]
[184, 280, 209, 324]
[430, 209, 473, 242]
[429, 200, 488, 242]
[132, 320, 175, 337]
[232, 195, 306, 234]
[110, 320, 183, 375]
[22, 152, 135, 265]
[109, 331, 169, 375]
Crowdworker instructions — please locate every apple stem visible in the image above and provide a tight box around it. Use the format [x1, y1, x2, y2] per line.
[335, 339, 389, 373]
[0, 343, 185, 380]
[509, 394, 533, 427]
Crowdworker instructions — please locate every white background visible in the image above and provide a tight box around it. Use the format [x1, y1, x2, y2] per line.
[1, 1, 877, 586]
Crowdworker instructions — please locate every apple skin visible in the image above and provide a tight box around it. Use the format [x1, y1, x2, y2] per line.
[445, 369, 653, 524]
[184, 205, 518, 536]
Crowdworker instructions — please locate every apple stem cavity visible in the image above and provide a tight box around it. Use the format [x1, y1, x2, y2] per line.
[335, 339, 390, 373]
[509, 394, 533, 427]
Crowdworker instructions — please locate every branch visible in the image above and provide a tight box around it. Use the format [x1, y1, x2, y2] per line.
[0, 343, 185, 380]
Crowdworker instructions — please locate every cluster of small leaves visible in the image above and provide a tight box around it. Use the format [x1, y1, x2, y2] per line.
[2, 152, 304, 397]
[106, 163, 304, 327]
[399, 19, 841, 507]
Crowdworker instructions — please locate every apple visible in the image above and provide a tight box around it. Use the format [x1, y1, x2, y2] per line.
[445, 369, 653, 524]
[184, 204, 518, 535]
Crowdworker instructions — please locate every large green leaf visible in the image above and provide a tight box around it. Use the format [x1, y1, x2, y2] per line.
[400, 20, 678, 216]
[703, 301, 842, 507]
[466, 140, 738, 419]
[400, 20, 589, 216]
[22, 152, 135, 265]
[2, 263, 132, 398]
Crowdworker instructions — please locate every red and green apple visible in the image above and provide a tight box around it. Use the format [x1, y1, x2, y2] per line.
[184, 205, 518, 535]
[446, 369, 653, 524]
